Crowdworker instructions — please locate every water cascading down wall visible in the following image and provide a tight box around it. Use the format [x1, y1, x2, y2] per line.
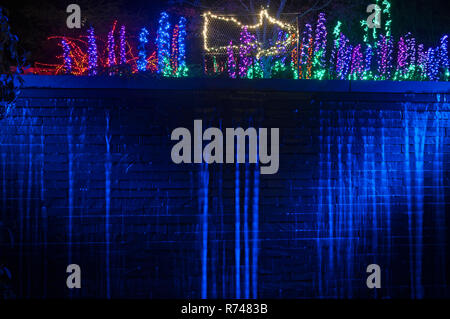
[0, 76, 449, 298]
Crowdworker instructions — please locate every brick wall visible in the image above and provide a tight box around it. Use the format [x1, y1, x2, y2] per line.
[0, 77, 449, 298]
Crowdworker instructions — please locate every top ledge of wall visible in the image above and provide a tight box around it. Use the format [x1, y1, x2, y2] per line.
[19, 75, 450, 94]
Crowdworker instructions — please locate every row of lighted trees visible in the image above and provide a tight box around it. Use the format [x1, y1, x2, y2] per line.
[46, 2, 448, 81]
[209, 2, 449, 81]
[52, 12, 188, 77]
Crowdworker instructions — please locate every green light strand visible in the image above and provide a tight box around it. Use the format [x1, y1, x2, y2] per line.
[383, 0, 392, 38]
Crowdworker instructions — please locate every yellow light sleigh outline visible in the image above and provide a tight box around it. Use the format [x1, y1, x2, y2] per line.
[203, 9, 298, 59]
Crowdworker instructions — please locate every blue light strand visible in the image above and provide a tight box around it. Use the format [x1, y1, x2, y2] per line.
[438, 35, 449, 80]
[177, 17, 188, 77]
[87, 27, 98, 76]
[62, 38, 72, 74]
[137, 28, 149, 72]
[426, 47, 439, 81]
[119, 25, 127, 65]
[364, 44, 373, 79]
[157, 12, 172, 75]
[336, 33, 350, 79]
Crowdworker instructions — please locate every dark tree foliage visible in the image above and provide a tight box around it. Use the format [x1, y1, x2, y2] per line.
[0, 6, 25, 118]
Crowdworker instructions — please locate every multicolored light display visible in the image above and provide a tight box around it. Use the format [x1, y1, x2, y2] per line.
[41, 11, 187, 77]
[39, 7, 448, 82]
[205, 7, 446, 82]
[203, 9, 296, 59]
[38, 31, 156, 76]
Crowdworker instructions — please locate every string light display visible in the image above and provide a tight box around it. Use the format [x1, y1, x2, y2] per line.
[171, 24, 180, 73]
[417, 44, 427, 80]
[361, 17, 369, 44]
[427, 47, 439, 81]
[314, 13, 327, 54]
[37, 32, 156, 76]
[239, 26, 257, 78]
[291, 47, 299, 79]
[329, 21, 342, 80]
[363, 44, 373, 80]
[395, 36, 408, 80]
[438, 35, 449, 80]
[38, 36, 91, 75]
[312, 13, 327, 79]
[213, 56, 218, 73]
[405, 32, 416, 79]
[336, 33, 350, 79]
[107, 21, 117, 68]
[271, 59, 287, 78]
[350, 44, 363, 80]
[146, 51, 158, 73]
[344, 44, 353, 79]
[176, 17, 188, 77]
[157, 11, 172, 76]
[227, 41, 237, 79]
[62, 38, 73, 74]
[36, 8, 447, 82]
[87, 27, 98, 76]
[306, 36, 314, 79]
[383, 0, 392, 38]
[203, 9, 296, 59]
[137, 28, 149, 72]
[248, 59, 264, 79]
[376, 34, 393, 80]
[299, 24, 312, 79]
[119, 25, 127, 65]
